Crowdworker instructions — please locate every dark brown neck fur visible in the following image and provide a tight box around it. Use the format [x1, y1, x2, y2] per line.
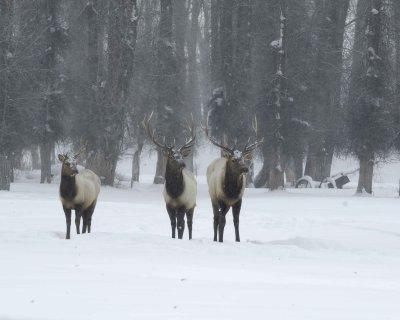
[165, 159, 184, 198]
[224, 160, 244, 199]
[60, 173, 77, 200]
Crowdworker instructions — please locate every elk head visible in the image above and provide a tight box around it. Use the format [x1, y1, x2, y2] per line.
[203, 117, 263, 173]
[143, 112, 196, 169]
[58, 143, 86, 176]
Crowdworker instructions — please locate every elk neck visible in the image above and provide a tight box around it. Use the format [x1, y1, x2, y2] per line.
[60, 172, 77, 200]
[165, 158, 184, 198]
[223, 160, 244, 199]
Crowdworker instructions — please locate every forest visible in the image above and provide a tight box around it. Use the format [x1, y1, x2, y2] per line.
[0, 0, 399, 193]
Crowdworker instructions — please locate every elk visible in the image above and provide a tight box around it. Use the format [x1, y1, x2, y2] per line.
[204, 119, 263, 242]
[58, 146, 101, 239]
[143, 112, 197, 240]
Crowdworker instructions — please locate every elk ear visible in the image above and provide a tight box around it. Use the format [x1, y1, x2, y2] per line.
[181, 148, 191, 158]
[58, 154, 66, 162]
[162, 149, 170, 158]
[221, 150, 231, 158]
[244, 153, 253, 161]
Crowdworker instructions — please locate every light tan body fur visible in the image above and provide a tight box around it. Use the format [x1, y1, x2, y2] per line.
[60, 169, 101, 210]
[163, 168, 197, 209]
[207, 158, 246, 207]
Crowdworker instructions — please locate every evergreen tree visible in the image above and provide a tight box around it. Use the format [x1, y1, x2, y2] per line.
[348, 0, 395, 193]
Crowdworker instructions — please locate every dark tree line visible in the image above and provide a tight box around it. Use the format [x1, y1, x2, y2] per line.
[0, 0, 399, 195]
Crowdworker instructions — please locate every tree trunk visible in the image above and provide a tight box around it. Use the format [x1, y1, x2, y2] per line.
[87, 0, 138, 186]
[235, 0, 253, 186]
[87, 150, 115, 186]
[173, 0, 187, 97]
[154, 149, 166, 184]
[254, 160, 269, 188]
[254, 145, 274, 188]
[198, 0, 211, 119]
[284, 156, 298, 186]
[304, 0, 350, 180]
[86, 0, 99, 86]
[357, 157, 373, 194]
[39, 0, 59, 184]
[252, 0, 278, 189]
[30, 146, 40, 170]
[153, 0, 182, 183]
[269, 154, 284, 190]
[0, 0, 13, 189]
[210, 0, 221, 88]
[184, 0, 201, 172]
[395, 0, 400, 95]
[40, 140, 52, 183]
[304, 145, 333, 181]
[51, 143, 56, 165]
[0, 154, 11, 190]
[220, 0, 233, 100]
[131, 142, 143, 186]
[268, 0, 287, 191]
[354, 0, 384, 194]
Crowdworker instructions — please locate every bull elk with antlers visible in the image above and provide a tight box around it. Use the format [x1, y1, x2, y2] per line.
[143, 112, 197, 240]
[58, 144, 101, 239]
[205, 118, 263, 242]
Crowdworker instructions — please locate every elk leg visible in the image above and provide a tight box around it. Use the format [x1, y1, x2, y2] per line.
[83, 201, 96, 234]
[177, 209, 186, 240]
[218, 202, 229, 243]
[166, 205, 177, 238]
[75, 206, 82, 235]
[87, 216, 92, 233]
[63, 207, 72, 240]
[232, 200, 242, 242]
[82, 213, 87, 234]
[186, 208, 194, 240]
[212, 203, 219, 241]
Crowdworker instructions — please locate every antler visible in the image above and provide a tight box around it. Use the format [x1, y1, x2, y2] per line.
[74, 138, 87, 158]
[142, 112, 171, 152]
[242, 116, 264, 155]
[179, 113, 196, 154]
[202, 117, 234, 155]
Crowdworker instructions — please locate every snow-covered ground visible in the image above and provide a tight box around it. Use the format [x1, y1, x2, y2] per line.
[1, 150, 400, 319]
